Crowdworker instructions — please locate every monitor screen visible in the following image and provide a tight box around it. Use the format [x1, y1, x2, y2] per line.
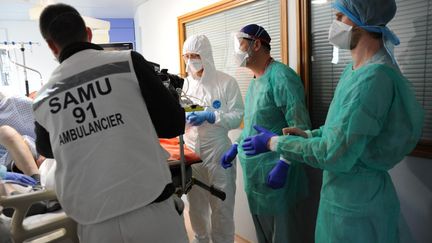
[99, 42, 133, 51]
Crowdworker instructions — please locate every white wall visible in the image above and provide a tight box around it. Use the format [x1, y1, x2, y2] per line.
[288, 0, 298, 71]
[134, 0, 220, 75]
[390, 156, 432, 243]
[0, 20, 58, 95]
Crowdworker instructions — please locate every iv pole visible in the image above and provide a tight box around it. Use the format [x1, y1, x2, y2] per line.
[2, 41, 42, 97]
[21, 43, 29, 96]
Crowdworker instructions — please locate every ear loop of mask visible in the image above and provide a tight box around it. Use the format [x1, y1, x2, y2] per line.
[185, 58, 195, 77]
[185, 58, 191, 72]
[241, 38, 255, 64]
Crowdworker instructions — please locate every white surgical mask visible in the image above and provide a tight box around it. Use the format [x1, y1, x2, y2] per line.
[328, 20, 353, 50]
[186, 59, 203, 73]
[234, 39, 255, 68]
[234, 49, 249, 67]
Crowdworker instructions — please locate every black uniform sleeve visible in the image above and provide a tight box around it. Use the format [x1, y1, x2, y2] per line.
[34, 122, 54, 158]
[131, 51, 185, 138]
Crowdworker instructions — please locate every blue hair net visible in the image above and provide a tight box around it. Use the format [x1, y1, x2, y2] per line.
[333, 0, 400, 63]
[240, 24, 271, 44]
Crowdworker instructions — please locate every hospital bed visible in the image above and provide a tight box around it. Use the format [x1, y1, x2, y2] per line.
[0, 138, 225, 243]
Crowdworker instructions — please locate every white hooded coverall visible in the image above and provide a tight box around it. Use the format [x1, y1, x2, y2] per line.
[183, 34, 244, 243]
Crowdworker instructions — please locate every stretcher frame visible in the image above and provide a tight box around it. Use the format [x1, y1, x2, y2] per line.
[168, 135, 226, 201]
[0, 188, 78, 243]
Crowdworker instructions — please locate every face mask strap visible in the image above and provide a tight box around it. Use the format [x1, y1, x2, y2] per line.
[245, 38, 256, 54]
[248, 26, 266, 50]
[185, 58, 191, 72]
[253, 26, 266, 40]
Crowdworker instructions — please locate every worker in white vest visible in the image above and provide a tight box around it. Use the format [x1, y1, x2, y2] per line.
[34, 4, 188, 242]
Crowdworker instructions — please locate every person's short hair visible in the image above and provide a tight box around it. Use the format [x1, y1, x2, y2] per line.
[369, 32, 383, 40]
[39, 3, 87, 48]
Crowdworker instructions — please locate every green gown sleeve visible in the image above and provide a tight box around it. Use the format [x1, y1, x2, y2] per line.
[276, 65, 396, 172]
[271, 65, 311, 131]
[305, 127, 323, 138]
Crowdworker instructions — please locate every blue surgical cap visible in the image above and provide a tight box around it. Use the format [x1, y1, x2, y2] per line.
[240, 24, 271, 44]
[333, 0, 400, 63]
[333, 0, 399, 45]
[335, 0, 396, 27]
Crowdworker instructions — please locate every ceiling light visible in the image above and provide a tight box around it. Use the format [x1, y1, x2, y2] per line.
[28, 4, 110, 30]
[311, 0, 329, 4]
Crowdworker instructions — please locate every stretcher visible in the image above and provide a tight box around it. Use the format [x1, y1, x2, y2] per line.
[161, 137, 226, 200]
[0, 137, 225, 243]
[0, 186, 78, 243]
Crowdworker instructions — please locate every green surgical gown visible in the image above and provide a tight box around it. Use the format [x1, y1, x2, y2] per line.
[276, 60, 424, 242]
[237, 61, 311, 215]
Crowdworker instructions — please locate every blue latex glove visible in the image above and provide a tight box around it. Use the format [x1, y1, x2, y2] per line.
[186, 111, 216, 126]
[242, 125, 277, 156]
[221, 144, 238, 169]
[185, 112, 194, 122]
[266, 160, 290, 189]
[4, 172, 37, 186]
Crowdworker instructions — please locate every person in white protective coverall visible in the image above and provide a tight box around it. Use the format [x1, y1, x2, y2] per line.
[183, 34, 244, 243]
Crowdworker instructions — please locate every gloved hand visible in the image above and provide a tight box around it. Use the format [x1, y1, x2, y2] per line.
[186, 111, 216, 126]
[266, 160, 290, 189]
[242, 125, 277, 156]
[4, 172, 37, 186]
[221, 144, 238, 169]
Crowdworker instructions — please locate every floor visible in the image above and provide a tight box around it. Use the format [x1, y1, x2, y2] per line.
[183, 204, 250, 243]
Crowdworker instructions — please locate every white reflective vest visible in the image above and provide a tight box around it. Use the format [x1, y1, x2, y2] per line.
[33, 49, 171, 224]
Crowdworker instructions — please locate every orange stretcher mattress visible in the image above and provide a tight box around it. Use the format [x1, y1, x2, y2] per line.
[159, 138, 201, 166]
